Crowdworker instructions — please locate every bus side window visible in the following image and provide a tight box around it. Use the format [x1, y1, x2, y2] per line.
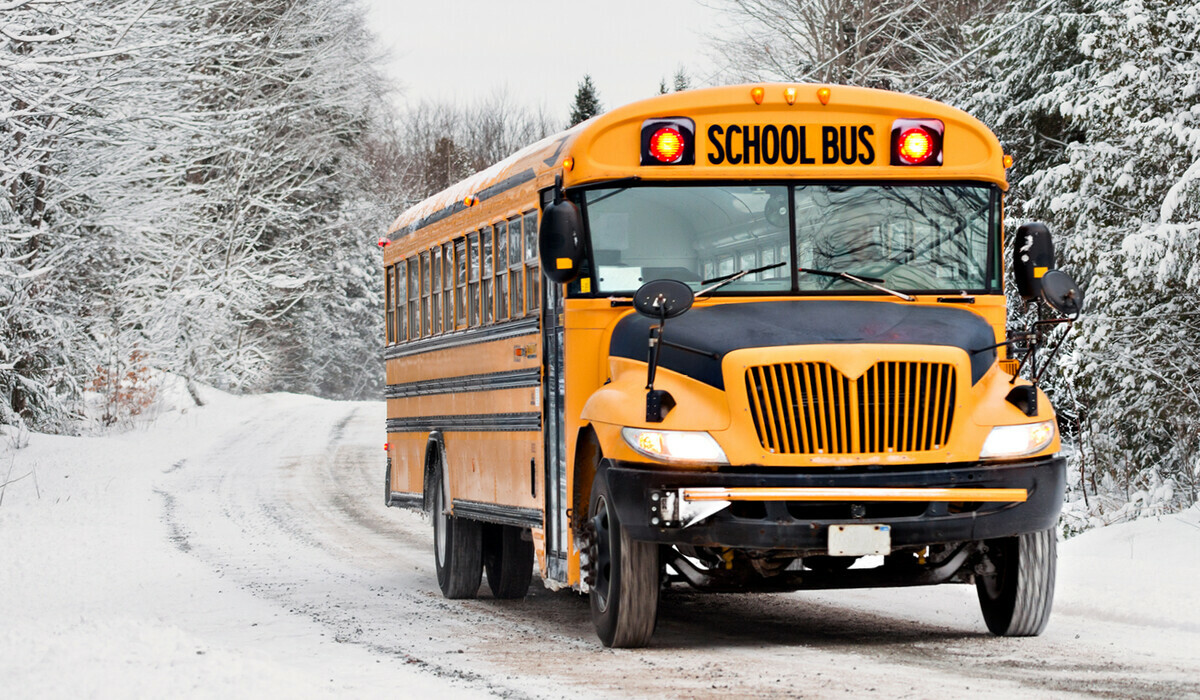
[468, 232, 480, 326]
[496, 219, 509, 322]
[385, 265, 394, 344]
[407, 257, 419, 338]
[482, 227, 494, 325]
[509, 215, 523, 317]
[442, 241, 454, 332]
[396, 259, 407, 342]
[455, 238, 467, 329]
[420, 251, 431, 337]
[436, 246, 446, 336]
[524, 210, 539, 313]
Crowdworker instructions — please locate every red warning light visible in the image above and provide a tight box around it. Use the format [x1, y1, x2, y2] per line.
[890, 119, 944, 166]
[649, 127, 685, 163]
[898, 128, 933, 164]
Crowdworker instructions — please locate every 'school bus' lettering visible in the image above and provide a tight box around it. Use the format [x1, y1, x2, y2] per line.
[706, 124, 875, 166]
[381, 84, 1077, 649]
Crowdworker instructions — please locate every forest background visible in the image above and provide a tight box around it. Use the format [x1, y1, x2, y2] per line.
[2, 0, 1196, 531]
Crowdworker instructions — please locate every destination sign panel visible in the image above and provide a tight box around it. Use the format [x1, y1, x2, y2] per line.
[705, 124, 876, 166]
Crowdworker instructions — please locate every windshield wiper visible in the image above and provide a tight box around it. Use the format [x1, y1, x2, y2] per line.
[698, 261, 785, 295]
[799, 267, 916, 302]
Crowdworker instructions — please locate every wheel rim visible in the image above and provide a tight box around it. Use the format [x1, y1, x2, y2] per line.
[433, 482, 447, 568]
[591, 495, 613, 612]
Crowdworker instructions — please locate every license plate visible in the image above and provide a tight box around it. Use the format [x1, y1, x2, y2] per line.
[828, 524, 891, 556]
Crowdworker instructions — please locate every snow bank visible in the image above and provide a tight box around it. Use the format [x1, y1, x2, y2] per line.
[1057, 503, 1200, 632]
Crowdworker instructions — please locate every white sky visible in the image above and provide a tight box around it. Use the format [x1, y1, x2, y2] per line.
[363, 0, 731, 121]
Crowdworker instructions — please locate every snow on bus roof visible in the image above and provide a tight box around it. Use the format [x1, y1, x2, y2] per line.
[386, 124, 587, 238]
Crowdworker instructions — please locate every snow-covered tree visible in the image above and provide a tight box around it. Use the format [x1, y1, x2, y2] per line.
[708, 0, 1011, 91]
[962, 0, 1200, 519]
[568, 74, 602, 127]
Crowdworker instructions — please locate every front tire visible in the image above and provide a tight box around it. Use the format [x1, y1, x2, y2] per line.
[431, 473, 482, 599]
[588, 468, 659, 648]
[976, 528, 1057, 636]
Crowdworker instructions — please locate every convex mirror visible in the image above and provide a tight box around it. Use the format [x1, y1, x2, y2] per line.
[633, 279, 694, 319]
[1040, 269, 1083, 317]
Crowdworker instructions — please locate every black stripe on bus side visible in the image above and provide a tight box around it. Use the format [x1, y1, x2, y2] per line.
[387, 492, 424, 510]
[385, 368, 540, 400]
[451, 499, 543, 529]
[388, 168, 538, 241]
[383, 317, 539, 361]
[386, 412, 541, 433]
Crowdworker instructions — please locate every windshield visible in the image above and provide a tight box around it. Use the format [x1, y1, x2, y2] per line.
[582, 184, 998, 295]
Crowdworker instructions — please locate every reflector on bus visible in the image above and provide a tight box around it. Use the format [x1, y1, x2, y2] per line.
[890, 118, 944, 166]
[640, 117, 695, 166]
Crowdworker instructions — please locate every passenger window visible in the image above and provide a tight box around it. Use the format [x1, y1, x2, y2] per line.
[482, 227, 494, 324]
[442, 242, 454, 331]
[468, 233, 480, 326]
[407, 257, 419, 338]
[430, 248, 442, 335]
[395, 259, 406, 341]
[496, 220, 508, 321]
[385, 266, 394, 344]
[455, 238, 467, 329]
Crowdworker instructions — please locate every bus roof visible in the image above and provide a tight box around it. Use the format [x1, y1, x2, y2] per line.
[387, 84, 1007, 240]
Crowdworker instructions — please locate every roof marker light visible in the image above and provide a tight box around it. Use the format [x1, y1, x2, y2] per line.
[817, 87, 832, 105]
[377, 237, 389, 248]
[563, 156, 574, 171]
[784, 87, 797, 105]
[750, 86, 765, 105]
[1003, 154, 1014, 169]
[463, 194, 479, 207]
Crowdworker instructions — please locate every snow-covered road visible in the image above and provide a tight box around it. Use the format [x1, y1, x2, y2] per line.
[2, 389, 1198, 698]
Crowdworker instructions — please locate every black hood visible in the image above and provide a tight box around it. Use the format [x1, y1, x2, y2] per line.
[610, 300, 996, 390]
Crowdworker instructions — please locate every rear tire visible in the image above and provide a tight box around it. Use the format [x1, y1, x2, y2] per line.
[482, 524, 534, 599]
[431, 473, 482, 599]
[976, 528, 1056, 636]
[588, 468, 658, 648]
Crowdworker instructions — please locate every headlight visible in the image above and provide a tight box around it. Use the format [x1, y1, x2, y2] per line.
[979, 421, 1056, 459]
[621, 428, 729, 465]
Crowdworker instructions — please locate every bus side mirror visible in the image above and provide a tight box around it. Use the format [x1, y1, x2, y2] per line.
[538, 197, 584, 285]
[1013, 222, 1056, 301]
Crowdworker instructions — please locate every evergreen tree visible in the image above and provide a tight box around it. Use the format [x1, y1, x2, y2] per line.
[658, 78, 669, 95]
[568, 74, 602, 126]
[673, 67, 691, 92]
[963, 0, 1200, 522]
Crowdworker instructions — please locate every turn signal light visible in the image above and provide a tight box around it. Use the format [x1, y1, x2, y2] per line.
[890, 119, 944, 166]
[640, 117, 695, 165]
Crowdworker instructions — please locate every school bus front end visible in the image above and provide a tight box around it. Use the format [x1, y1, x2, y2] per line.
[546, 85, 1073, 647]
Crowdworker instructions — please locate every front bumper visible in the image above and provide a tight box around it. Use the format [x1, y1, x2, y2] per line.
[605, 456, 1065, 551]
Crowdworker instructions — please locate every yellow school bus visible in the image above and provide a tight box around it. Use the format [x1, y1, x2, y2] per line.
[382, 84, 1080, 647]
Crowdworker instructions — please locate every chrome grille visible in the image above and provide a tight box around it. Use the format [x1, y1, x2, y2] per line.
[745, 361, 956, 455]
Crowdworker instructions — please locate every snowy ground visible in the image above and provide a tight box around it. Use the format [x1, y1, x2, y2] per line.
[1, 387, 1198, 698]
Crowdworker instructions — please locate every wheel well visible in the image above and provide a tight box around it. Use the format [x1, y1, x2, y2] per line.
[572, 425, 601, 534]
[423, 432, 444, 513]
